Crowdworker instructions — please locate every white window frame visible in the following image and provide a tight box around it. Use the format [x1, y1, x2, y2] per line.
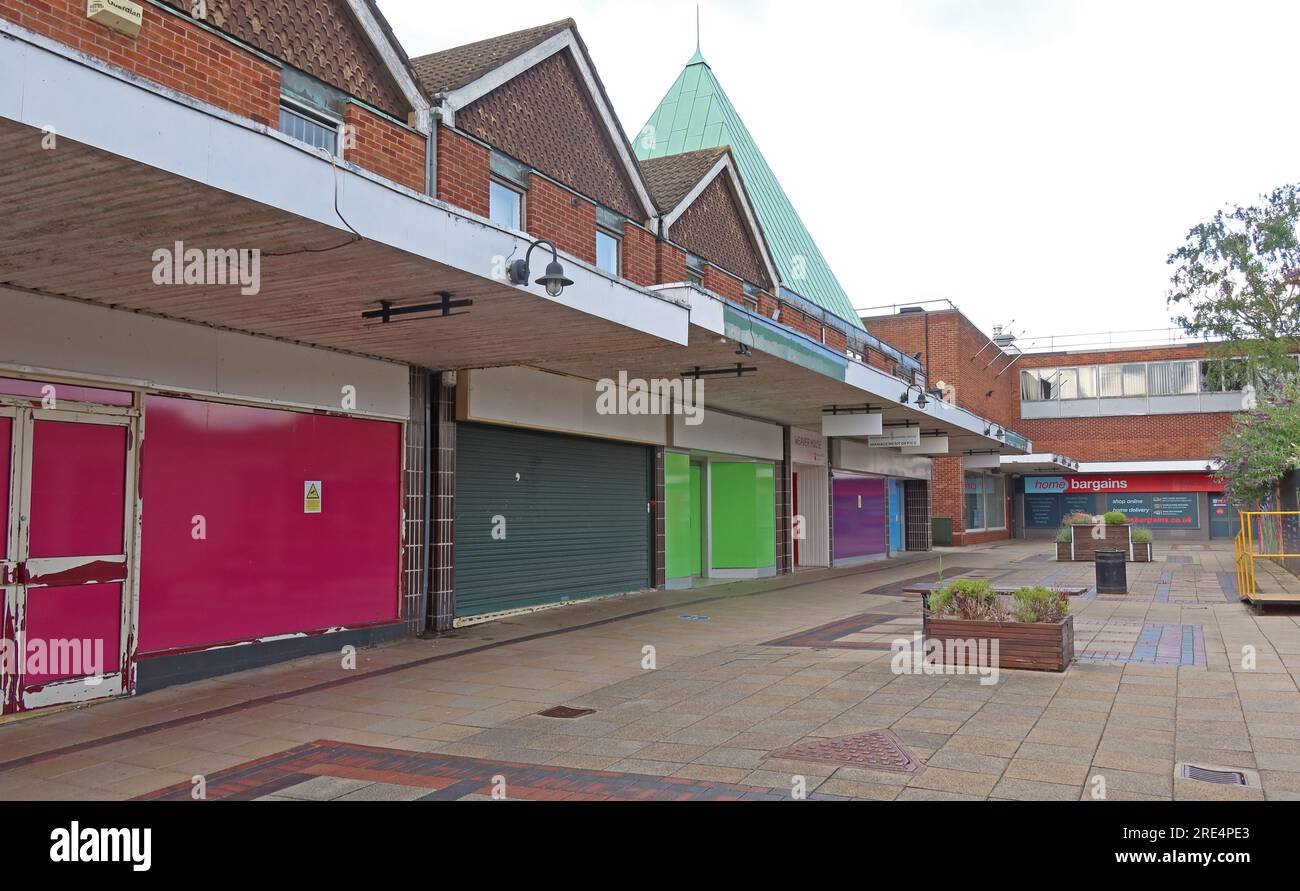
[595, 226, 622, 276]
[278, 96, 344, 156]
[489, 177, 526, 231]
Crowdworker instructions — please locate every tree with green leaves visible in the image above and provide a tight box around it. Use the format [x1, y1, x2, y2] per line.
[1167, 184, 1300, 384]
[1214, 380, 1300, 508]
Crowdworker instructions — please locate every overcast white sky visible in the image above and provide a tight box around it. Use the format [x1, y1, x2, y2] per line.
[379, 0, 1300, 345]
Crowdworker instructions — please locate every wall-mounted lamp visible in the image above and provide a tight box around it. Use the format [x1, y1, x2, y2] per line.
[899, 383, 929, 409]
[735, 342, 752, 358]
[508, 238, 574, 297]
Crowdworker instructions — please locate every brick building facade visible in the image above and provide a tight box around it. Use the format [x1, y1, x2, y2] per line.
[864, 305, 1285, 545]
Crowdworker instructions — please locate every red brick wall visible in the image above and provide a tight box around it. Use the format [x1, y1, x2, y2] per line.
[657, 242, 688, 284]
[344, 105, 425, 193]
[865, 310, 1017, 426]
[436, 127, 490, 218]
[622, 223, 657, 287]
[1014, 414, 1232, 462]
[824, 328, 847, 353]
[703, 266, 745, 306]
[528, 174, 596, 265]
[867, 308, 1237, 465]
[2, 0, 279, 126]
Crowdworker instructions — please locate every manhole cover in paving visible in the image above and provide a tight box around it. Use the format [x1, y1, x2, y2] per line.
[772, 731, 921, 773]
[537, 706, 596, 719]
[1179, 763, 1249, 786]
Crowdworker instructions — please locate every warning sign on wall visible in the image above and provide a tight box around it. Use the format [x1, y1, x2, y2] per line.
[304, 481, 322, 514]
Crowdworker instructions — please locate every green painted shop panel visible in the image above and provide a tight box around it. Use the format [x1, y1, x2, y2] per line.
[665, 452, 693, 579]
[710, 462, 776, 570]
[454, 424, 651, 617]
[690, 463, 703, 576]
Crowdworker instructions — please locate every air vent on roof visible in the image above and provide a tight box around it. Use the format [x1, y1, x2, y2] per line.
[899, 306, 925, 314]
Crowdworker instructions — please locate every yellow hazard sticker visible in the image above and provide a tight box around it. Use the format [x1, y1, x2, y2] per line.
[304, 481, 322, 514]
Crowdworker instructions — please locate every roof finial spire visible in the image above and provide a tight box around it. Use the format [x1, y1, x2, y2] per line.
[688, 4, 708, 65]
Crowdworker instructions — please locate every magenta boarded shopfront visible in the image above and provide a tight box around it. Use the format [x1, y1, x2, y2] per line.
[138, 395, 403, 656]
[833, 476, 887, 562]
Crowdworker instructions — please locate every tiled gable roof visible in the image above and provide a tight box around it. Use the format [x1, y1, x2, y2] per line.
[410, 19, 575, 94]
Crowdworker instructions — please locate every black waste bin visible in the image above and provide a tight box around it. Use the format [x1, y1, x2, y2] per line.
[1095, 549, 1127, 594]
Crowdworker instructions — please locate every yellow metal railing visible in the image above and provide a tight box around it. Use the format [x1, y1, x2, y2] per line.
[1235, 511, 1300, 602]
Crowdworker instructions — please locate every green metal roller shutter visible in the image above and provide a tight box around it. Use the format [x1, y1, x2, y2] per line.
[455, 424, 652, 618]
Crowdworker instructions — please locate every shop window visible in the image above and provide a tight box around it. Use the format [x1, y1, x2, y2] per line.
[489, 179, 525, 230]
[596, 228, 621, 275]
[964, 472, 1006, 532]
[1148, 360, 1198, 396]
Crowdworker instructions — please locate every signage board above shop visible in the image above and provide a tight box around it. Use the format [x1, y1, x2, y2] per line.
[1024, 474, 1223, 495]
[791, 428, 828, 466]
[868, 427, 922, 449]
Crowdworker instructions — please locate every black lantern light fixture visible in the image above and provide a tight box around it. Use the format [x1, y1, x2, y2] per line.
[508, 238, 574, 297]
[899, 383, 929, 409]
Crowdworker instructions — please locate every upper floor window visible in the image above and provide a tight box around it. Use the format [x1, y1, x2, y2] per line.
[687, 268, 705, 287]
[278, 100, 341, 154]
[1099, 363, 1147, 397]
[1201, 358, 1250, 392]
[1147, 359, 1198, 396]
[596, 227, 621, 275]
[489, 179, 524, 230]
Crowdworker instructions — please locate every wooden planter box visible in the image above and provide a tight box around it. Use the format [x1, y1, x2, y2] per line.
[923, 613, 1074, 672]
[1056, 525, 1152, 562]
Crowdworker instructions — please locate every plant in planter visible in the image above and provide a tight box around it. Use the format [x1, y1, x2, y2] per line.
[923, 581, 1075, 672]
[1131, 526, 1154, 561]
[1056, 510, 1151, 563]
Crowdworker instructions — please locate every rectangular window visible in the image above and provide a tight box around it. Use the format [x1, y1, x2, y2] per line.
[1098, 364, 1123, 397]
[1020, 370, 1041, 402]
[687, 268, 705, 287]
[1076, 366, 1098, 398]
[1148, 360, 1197, 396]
[964, 472, 1006, 531]
[278, 102, 340, 154]
[489, 179, 524, 230]
[964, 474, 984, 530]
[596, 228, 621, 275]
[1056, 368, 1080, 400]
[1121, 363, 1146, 396]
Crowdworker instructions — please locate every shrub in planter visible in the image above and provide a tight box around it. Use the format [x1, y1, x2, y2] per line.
[928, 579, 1004, 621]
[1132, 527, 1153, 544]
[923, 583, 1075, 672]
[1103, 511, 1128, 525]
[1063, 512, 1094, 525]
[1055, 527, 1072, 543]
[1012, 586, 1069, 624]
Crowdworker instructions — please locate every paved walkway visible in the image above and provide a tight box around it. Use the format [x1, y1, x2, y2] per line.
[2, 541, 1300, 801]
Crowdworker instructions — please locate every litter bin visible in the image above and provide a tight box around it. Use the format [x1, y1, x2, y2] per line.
[1095, 549, 1127, 594]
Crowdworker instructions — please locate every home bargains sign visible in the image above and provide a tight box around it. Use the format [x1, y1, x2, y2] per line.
[1024, 474, 1223, 495]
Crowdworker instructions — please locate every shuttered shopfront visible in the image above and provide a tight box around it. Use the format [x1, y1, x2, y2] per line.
[454, 424, 652, 619]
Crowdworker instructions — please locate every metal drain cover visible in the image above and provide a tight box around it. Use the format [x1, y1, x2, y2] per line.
[1180, 763, 1248, 786]
[537, 705, 596, 719]
[772, 730, 921, 773]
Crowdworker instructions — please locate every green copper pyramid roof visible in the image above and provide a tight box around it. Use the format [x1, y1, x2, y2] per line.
[637, 52, 864, 330]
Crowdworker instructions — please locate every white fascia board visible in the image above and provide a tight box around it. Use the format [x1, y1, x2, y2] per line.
[1077, 460, 1217, 474]
[0, 24, 687, 347]
[662, 154, 780, 292]
[650, 284, 725, 336]
[441, 30, 658, 223]
[343, 0, 431, 132]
